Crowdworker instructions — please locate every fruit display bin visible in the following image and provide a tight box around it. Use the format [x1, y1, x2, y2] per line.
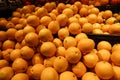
[0, 0, 120, 45]
[86, 4, 120, 45]
[1, 3, 120, 45]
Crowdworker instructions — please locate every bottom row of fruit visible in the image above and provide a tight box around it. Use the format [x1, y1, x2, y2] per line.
[0, 33, 120, 80]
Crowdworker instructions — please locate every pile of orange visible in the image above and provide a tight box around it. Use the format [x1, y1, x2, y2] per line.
[0, 1, 120, 80]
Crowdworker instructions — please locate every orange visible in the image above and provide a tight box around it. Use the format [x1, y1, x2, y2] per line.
[24, 32, 39, 47]
[116, 15, 120, 21]
[2, 40, 15, 50]
[44, 2, 54, 12]
[58, 27, 69, 40]
[15, 30, 25, 42]
[2, 49, 13, 61]
[83, 53, 99, 68]
[111, 50, 120, 66]
[68, 17, 79, 24]
[56, 13, 68, 27]
[12, 11, 21, 17]
[68, 22, 81, 35]
[65, 47, 82, 64]
[65, 4, 72, 8]
[87, 14, 98, 24]
[109, 23, 120, 34]
[82, 72, 100, 80]
[72, 61, 87, 78]
[63, 36, 77, 49]
[97, 16, 104, 23]
[98, 11, 104, 16]
[112, 66, 120, 80]
[26, 66, 33, 79]
[21, 39, 29, 47]
[53, 38, 63, 47]
[32, 53, 44, 65]
[101, 24, 110, 32]
[70, 5, 78, 15]
[102, 10, 112, 20]
[92, 29, 103, 34]
[48, 20, 60, 34]
[62, 8, 74, 18]
[35, 6, 40, 11]
[0, 31, 7, 41]
[10, 49, 21, 61]
[97, 41, 112, 51]
[10, 17, 19, 25]
[0, 18, 6, 20]
[82, 22, 93, 33]
[79, 17, 88, 26]
[48, 12, 57, 20]
[22, 13, 31, 18]
[0, 19, 8, 27]
[40, 42, 56, 57]
[88, 7, 100, 15]
[41, 67, 59, 80]
[53, 56, 68, 73]
[77, 38, 95, 54]
[0, 67, 14, 80]
[94, 1, 101, 6]
[60, 71, 78, 80]
[75, 33, 88, 42]
[79, 7, 88, 17]
[38, 28, 53, 42]
[6, 28, 17, 40]
[30, 64, 45, 80]
[35, 7, 48, 18]
[105, 17, 116, 24]
[21, 5, 32, 14]
[15, 42, 21, 49]
[11, 73, 29, 80]
[36, 25, 46, 34]
[40, 16, 52, 26]
[100, 0, 109, 5]
[44, 56, 56, 67]
[15, 42, 22, 49]
[74, 1, 82, 10]
[113, 13, 119, 17]
[23, 25, 35, 35]
[12, 58, 28, 73]
[6, 21, 15, 28]
[90, 49, 98, 54]
[56, 3, 66, 14]
[51, 9, 59, 16]
[87, 5, 94, 9]
[15, 24, 24, 30]
[56, 46, 66, 57]
[74, 14, 81, 19]
[112, 43, 120, 52]
[50, 2, 56, 9]
[0, 60, 9, 68]
[93, 23, 101, 30]
[20, 46, 34, 60]
[26, 15, 39, 28]
[95, 61, 114, 79]
[97, 49, 111, 62]
[18, 18, 27, 27]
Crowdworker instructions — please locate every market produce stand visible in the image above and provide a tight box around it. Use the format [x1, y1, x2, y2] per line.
[1, 0, 120, 80]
